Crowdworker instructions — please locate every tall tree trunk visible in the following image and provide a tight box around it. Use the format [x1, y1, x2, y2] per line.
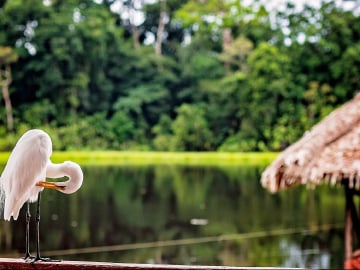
[155, 0, 166, 56]
[130, 14, 140, 49]
[1, 64, 13, 131]
[129, 1, 140, 49]
[222, 28, 233, 70]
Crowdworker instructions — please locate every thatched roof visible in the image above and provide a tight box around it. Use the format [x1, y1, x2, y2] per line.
[261, 92, 360, 193]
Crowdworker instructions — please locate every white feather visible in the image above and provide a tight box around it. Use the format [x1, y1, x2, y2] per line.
[0, 129, 83, 221]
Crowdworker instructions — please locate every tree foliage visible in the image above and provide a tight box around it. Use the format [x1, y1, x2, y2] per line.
[1, 0, 360, 151]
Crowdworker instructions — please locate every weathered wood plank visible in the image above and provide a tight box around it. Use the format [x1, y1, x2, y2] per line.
[0, 258, 304, 270]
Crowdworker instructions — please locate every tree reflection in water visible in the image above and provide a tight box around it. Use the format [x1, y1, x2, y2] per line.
[0, 165, 345, 267]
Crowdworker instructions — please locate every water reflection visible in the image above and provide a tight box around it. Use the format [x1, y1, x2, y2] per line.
[0, 164, 345, 267]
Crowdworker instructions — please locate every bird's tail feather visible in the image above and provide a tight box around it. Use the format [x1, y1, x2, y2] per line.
[3, 195, 22, 221]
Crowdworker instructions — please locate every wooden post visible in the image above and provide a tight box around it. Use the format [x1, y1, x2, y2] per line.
[345, 198, 353, 260]
[344, 184, 360, 259]
[343, 185, 360, 269]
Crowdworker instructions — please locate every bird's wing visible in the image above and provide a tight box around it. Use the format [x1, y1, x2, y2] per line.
[1, 129, 52, 220]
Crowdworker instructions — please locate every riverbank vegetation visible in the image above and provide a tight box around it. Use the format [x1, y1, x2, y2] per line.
[0, 151, 278, 166]
[1, 1, 359, 151]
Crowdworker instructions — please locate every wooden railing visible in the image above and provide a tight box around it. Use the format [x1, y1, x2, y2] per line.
[0, 258, 305, 270]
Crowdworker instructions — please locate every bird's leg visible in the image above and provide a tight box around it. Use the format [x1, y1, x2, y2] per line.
[30, 192, 60, 263]
[23, 201, 34, 260]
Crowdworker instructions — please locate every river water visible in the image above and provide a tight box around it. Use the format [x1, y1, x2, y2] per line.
[0, 164, 346, 268]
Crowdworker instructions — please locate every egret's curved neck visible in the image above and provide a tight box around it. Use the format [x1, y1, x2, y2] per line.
[46, 161, 83, 194]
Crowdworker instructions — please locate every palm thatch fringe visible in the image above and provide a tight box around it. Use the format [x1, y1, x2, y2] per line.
[261, 92, 360, 192]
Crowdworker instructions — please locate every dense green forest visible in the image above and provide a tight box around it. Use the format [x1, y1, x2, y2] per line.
[0, 0, 360, 151]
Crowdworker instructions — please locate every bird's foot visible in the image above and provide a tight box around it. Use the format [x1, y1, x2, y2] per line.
[23, 253, 35, 261]
[29, 256, 61, 264]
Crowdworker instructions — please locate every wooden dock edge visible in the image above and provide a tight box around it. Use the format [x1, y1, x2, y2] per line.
[0, 258, 306, 270]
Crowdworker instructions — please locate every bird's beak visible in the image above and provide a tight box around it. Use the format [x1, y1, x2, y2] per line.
[36, 181, 65, 191]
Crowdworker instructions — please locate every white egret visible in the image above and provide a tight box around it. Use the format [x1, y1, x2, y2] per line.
[0, 129, 83, 262]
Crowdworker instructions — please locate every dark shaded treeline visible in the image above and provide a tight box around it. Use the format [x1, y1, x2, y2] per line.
[0, 0, 360, 151]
